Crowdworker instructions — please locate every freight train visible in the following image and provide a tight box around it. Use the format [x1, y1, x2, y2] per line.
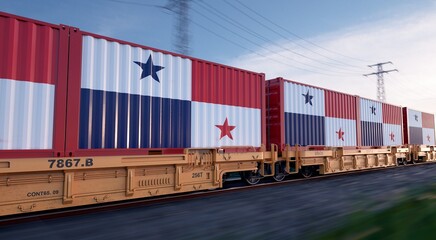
[0, 12, 435, 216]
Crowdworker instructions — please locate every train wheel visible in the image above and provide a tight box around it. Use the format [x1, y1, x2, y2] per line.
[411, 158, 417, 164]
[273, 163, 286, 182]
[403, 159, 408, 165]
[300, 166, 314, 178]
[243, 171, 261, 185]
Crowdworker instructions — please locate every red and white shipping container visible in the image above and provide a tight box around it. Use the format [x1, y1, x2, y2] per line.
[0, 12, 69, 158]
[402, 108, 435, 145]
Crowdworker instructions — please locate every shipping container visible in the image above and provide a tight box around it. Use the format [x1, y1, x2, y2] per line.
[64, 30, 266, 156]
[403, 107, 435, 145]
[266, 78, 359, 150]
[358, 98, 403, 147]
[0, 12, 69, 158]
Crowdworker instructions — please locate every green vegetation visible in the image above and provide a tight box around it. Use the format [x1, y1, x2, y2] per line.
[315, 184, 436, 240]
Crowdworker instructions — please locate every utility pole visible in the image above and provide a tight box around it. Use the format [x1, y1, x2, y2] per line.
[165, 0, 191, 55]
[363, 62, 398, 102]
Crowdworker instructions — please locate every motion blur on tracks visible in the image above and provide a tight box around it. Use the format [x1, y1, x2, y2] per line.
[0, 11, 435, 217]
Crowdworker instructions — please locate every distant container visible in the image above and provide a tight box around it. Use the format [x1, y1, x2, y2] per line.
[359, 98, 383, 146]
[64, 30, 265, 156]
[382, 102, 403, 146]
[403, 108, 435, 145]
[358, 97, 403, 146]
[0, 12, 69, 158]
[266, 78, 358, 150]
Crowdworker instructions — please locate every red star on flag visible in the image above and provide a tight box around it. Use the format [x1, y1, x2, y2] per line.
[390, 132, 395, 142]
[336, 128, 345, 141]
[215, 118, 236, 140]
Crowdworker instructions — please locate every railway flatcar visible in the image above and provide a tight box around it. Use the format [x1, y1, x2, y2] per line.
[0, 12, 435, 217]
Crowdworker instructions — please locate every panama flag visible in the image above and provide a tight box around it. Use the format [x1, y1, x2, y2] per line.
[79, 36, 192, 149]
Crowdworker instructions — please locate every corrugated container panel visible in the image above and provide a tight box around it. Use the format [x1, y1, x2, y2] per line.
[402, 108, 435, 145]
[381, 103, 403, 146]
[78, 36, 192, 149]
[361, 121, 383, 146]
[66, 31, 265, 155]
[360, 98, 382, 123]
[382, 103, 402, 125]
[324, 90, 358, 146]
[422, 128, 435, 145]
[0, 12, 68, 155]
[285, 113, 325, 146]
[192, 61, 261, 109]
[191, 102, 261, 147]
[325, 90, 356, 120]
[383, 123, 403, 146]
[409, 127, 423, 144]
[422, 112, 435, 129]
[191, 60, 264, 148]
[325, 117, 357, 146]
[266, 79, 284, 148]
[407, 109, 422, 128]
[284, 81, 325, 116]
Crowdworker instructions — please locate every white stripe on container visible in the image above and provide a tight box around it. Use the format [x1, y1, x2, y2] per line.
[81, 36, 192, 101]
[191, 101, 261, 148]
[0, 78, 54, 149]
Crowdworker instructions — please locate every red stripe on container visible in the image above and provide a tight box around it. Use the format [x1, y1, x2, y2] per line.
[325, 90, 356, 120]
[382, 103, 402, 125]
[266, 78, 285, 150]
[192, 60, 262, 109]
[0, 14, 59, 85]
[422, 112, 435, 129]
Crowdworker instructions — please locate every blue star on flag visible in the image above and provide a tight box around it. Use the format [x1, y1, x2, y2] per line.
[370, 106, 376, 115]
[302, 90, 313, 105]
[134, 56, 165, 82]
[414, 115, 419, 121]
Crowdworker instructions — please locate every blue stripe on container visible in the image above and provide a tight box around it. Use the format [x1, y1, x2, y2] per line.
[79, 89, 191, 149]
[79, 89, 91, 148]
[285, 112, 325, 146]
[140, 96, 151, 148]
[90, 90, 104, 148]
[117, 93, 128, 148]
[161, 98, 171, 148]
[129, 94, 140, 148]
[104, 91, 116, 148]
[409, 127, 423, 144]
[151, 97, 162, 148]
[361, 121, 383, 146]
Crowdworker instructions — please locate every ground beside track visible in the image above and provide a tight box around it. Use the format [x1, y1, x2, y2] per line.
[0, 164, 435, 240]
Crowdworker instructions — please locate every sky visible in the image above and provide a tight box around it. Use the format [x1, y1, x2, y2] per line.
[1, 0, 436, 119]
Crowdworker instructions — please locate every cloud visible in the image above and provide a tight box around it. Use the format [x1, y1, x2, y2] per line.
[227, 6, 436, 116]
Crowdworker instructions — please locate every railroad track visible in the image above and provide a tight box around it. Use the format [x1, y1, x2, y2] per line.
[1, 161, 434, 226]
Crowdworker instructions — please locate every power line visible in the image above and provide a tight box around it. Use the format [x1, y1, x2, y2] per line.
[190, 6, 349, 76]
[197, 1, 366, 75]
[232, 0, 373, 64]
